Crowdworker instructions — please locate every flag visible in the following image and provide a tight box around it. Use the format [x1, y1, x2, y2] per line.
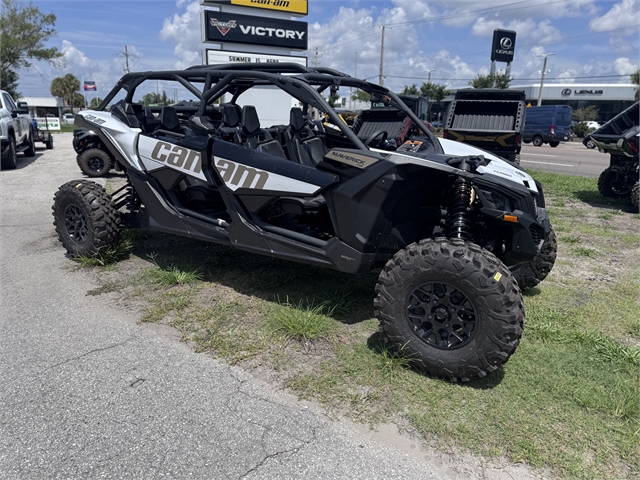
[84, 81, 97, 91]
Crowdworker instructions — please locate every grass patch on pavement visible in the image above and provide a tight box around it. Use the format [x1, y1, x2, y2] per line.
[91, 172, 640, 479]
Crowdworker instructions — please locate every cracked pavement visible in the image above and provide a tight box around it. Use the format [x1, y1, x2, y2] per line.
[0, 135, 448, 479]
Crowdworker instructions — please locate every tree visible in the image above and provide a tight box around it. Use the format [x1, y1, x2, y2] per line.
[631, 69, 640, 101]
[70, 92, 85, 108]
[89, 97, 103, 109]
[469, 72, 512, 89]
[351, 89, 371, 102]
[328, 91, 340, 107]
[50, 74, 80, 108]
[138, 91, 171, 106]
[401, 84, 420, 95]
[0, 0, 62, 99]
[420, 82, 449, 102]
[572, 105, 599, 123]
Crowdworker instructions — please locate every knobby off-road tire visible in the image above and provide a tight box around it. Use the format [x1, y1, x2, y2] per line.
[24, 132, 36, 157]
[504, 153, 520, 165]
[510, 228, 557, 291]
[598, 167, 632, 199]
[374, 237, 524, 382]
[77, 148, 113, 177]
[1, 136, 17, 170]
[52, 180, 122, 256]
[631, 181, 639, 211]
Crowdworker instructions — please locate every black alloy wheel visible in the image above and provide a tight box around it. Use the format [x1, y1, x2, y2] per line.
[406, 281, 478, 350]
[64, 204, 89, 244]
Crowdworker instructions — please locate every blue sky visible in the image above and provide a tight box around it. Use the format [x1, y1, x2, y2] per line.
[18, 0, 640, 101]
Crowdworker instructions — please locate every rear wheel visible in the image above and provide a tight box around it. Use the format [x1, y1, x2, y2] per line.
[631, 182, 639, 211]
[549, 140, 559, 147]
[532, 136, 543, 147]
[77, 148, 113, 177]
[374, 238, 524, 382]
[586, 139, 596, 149]
[510, 229, 557, 291]
[45, 135, 54, 150]
[598, 167, 632, 199]
[1, 136, 17, 169]
[52, 180, 122, 256]
[24, 132, 36, 157]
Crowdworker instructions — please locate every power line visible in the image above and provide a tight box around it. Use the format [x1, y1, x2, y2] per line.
[382, 73, 635, 82]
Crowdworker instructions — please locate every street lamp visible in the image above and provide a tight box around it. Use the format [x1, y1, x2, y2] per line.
[537, 53, 555, 106]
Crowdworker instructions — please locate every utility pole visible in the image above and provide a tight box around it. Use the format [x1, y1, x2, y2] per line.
[313, 47, 323, 67]
[116, 45, 138, 74]
[537, 53, 555, 106]
[378, 26, 385, 86]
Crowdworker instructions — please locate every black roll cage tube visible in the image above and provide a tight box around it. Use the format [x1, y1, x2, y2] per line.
[95, 63, 438, 150]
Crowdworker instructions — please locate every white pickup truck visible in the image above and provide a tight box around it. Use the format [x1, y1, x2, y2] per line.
[1, 90, 36, 169]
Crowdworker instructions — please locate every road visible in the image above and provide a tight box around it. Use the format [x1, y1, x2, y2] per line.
[0, 135, 544, 480]
[519, 141, 607, 177]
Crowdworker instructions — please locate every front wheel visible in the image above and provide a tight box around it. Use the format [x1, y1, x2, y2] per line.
[631, 182, 639, 211]
[532, 136, 543, 147]
[549, 140, 559, 147]
[1, 136, 17, 169]
[586, 139, 596, 149]
[45, 135, 54, 149]
[374, 238, 524, 382]
[52, 180, 122, 256]
[510, 229, 557, 291]
[598, 167, 632, 199]
[77, 148, 112, 177]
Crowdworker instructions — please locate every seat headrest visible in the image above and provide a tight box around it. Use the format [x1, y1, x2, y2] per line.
[289, 107, 305, 132]
[242, 106, 261, 135]
[160, 106, 180, 131]
[222, 103, 241, 128]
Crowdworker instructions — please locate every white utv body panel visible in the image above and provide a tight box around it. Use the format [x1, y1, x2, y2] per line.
[77, 110, 144, 172]
[438, 137, 538, 194]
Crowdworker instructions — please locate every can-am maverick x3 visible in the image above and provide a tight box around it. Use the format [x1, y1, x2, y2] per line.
[52, 64, 555, 382]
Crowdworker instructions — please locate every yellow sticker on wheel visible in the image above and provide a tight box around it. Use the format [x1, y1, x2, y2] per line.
[493, 272, 502, 282]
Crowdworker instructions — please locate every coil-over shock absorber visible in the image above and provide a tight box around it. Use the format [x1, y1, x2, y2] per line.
[111, 178, 141, 212]
[446, 157, 473, 241]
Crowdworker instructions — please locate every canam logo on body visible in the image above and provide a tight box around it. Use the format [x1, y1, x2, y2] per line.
[210, 18, 237, 35]
[215, 158, 269, 189]
[150, 141, 202, 174]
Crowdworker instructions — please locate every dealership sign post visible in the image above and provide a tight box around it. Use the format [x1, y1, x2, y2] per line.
[199, 0, 308, 126]
[489, 29, 517, 81]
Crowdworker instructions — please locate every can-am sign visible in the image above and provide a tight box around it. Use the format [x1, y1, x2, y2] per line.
[491, 29, 516, 63]
[202, 11, 307, 50]
[200, 0, 308, 16]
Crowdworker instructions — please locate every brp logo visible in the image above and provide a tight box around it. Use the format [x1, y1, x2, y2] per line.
[500, 37, 513, 49]
[561, 89, 572, 96]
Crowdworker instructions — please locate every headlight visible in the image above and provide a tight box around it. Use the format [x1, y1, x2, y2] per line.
[480, 189, 512, 211]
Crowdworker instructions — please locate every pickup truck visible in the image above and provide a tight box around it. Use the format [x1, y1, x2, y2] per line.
[1, 90, 36, 169]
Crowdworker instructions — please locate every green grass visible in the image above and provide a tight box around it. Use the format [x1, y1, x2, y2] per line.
[73, 238, 132, 267]
[90, 171, 640, 479]
[51, 124, 76, 133]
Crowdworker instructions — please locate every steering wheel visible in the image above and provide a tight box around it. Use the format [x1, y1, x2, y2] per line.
[363, 129, 388, 147]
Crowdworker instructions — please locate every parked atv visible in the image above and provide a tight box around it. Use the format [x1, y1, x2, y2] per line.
[586, 102, 639, 210]
[32, 118, 54, 149]
[73, 127, 116, 177]
[52, 64, 556, 382]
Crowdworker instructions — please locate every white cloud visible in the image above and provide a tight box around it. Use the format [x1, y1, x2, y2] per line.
[613, 57, 639, 75]
[589, 0, 639, 33]
[471, 18, 561, 44]
[61, 40, 90, 68]
[159, 1, 203, 69]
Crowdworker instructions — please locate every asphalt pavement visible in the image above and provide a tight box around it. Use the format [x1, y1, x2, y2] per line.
[519, 141, 608, 177]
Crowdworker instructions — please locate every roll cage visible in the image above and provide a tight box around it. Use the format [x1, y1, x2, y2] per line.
[95, 63, 438, 152]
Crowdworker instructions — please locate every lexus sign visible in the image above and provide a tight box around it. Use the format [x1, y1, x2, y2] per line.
[491, 29, 516, 63]
[202, 11, 308, 50]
